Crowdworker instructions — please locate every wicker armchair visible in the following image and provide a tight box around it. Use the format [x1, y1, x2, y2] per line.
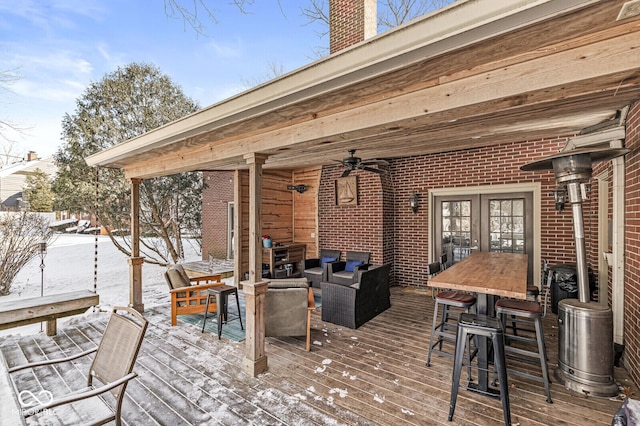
[326, 251, 371, 285]
[164, 264, 224, 325]
[321, 263, 390, 329]
[303, 249, 341, 287]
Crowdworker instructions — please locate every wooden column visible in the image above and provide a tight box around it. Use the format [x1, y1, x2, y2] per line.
[241, 153, 269, 377]
[129, 178, 144, 312]
[233, 170, 243, 287]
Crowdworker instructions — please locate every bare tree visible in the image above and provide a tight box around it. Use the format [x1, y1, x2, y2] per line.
[240, 60, 287, 89]
[301, 0, 456, 39]
[378, 0, 454, 29]
[0, 67, 28, 148]
[0, 141, 25, 167]
[163, 0, 256, 35]
[0, 212, 53, 296]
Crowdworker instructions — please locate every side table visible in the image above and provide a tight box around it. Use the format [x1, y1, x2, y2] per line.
[202, 285, 243, 339]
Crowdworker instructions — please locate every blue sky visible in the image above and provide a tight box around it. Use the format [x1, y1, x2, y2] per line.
[0, 0, 325, 159]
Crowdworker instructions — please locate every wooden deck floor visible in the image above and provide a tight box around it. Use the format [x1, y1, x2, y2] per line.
[1, 286, 634, 425]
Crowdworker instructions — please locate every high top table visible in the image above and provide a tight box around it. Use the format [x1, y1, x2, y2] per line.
[428, 251, 528, 394]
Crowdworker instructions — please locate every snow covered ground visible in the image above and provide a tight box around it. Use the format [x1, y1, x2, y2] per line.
[0, 233, 216, 337]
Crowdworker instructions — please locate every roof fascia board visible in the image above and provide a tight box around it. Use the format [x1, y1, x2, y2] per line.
[563, 127, 627, 150]
[86, 0, 601, 168]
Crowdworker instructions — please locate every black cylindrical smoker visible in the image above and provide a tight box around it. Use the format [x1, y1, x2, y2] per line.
[521, 147, 629, 397]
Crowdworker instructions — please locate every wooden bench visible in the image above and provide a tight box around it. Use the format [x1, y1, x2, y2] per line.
[0, 290, 99, 336]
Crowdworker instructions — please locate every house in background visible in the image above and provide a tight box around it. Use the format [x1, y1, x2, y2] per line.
[87, 0, 640, 382]
[202, 171, 234, 260]
[0, 152, 56, 211]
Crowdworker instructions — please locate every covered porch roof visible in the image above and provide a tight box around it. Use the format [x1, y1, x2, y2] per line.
[85, 0, 640, 177]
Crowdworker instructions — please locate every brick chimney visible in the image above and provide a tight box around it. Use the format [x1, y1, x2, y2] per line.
[27, 151, 38, 161]
[330, 0, 377, 54]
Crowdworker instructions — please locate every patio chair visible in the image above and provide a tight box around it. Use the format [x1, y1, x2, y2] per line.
[164, 264, 224, 325]
[326, 251, 371, 286]
[265, 278, 316, 351]
[7, 306, 148, 426]
[303, 249, 341, 287]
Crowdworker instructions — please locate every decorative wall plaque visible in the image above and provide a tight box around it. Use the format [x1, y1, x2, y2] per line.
[335, 176, 358, 206]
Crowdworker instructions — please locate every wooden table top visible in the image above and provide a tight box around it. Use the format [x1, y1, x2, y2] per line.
[427, 251, 528, 299]
[182, 260, 234, 279]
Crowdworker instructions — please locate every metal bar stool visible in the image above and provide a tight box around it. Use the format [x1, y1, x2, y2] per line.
[449, 313, 511, 425]
[495, 298, 552, 403]
[426, 260, 477, 369]
[202, 285, 243, 339]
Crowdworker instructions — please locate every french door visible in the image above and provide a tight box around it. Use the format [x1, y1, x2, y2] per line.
[434, 192, 534, 283]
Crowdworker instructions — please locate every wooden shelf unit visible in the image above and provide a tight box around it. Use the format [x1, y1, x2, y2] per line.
[262, 243, 306, 279]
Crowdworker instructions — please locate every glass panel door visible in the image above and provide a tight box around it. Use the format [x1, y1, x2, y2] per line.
[488, 198, 525, 253]
[434, 191, 533, 283]
[435, 195, 480, 265]
[481, 192, 533, 283]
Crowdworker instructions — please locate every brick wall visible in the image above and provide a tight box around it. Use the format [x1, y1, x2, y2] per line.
[314, 137, 598, 290]
[318, 165, 395, 282]
[389, 138, 594, 289]
[202, 171, 234, 259]
[625, 100, 640, 386]
[330, 0, 376, 54]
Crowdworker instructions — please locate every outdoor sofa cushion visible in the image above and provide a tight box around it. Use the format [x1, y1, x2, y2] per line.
[345, 259, 363, 272]
[304, 249, 341, 287]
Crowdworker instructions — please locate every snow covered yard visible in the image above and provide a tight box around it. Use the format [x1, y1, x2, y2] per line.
[0, 233, 212, 338]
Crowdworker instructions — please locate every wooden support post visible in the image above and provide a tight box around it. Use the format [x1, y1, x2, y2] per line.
[241, 153, 269, 377]
[129, 178, 144, 312]
[241, 280, 269, 376]
[233, 170, 243, 287]
[45, 319, 56, 336]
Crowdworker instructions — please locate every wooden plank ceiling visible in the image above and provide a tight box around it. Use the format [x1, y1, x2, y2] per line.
[86, 0, 640, 179]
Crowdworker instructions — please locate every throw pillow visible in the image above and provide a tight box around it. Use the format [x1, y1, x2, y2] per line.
[345, 259, 363, 272]
[321, 256, 337, 268]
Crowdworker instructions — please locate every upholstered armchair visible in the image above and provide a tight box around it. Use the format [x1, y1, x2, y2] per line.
[164, 264, 224, 326]
[321, 263, 391, 329]
[303, 249, 341, 287]
[326, 251, 371, 286]
[265, 278, 316, 351]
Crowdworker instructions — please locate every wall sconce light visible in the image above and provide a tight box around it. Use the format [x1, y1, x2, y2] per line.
[409, 192, 419, 213]
[552, 187, 566, 211]
[287, 184, 308, 194]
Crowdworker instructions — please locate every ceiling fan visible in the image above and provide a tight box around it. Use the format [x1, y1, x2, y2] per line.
[335, 149, 389, 177]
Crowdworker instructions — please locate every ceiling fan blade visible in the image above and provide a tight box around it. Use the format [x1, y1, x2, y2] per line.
[361, 159, 389, 166]
[341, 169, 352, 177]
[362, 166, 385, 174]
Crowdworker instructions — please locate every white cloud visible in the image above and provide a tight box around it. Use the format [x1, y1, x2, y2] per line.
[2, 113, 64, 157]
[7, 50, 93, 102]
[13, 80, 81, 103]
[207, 38, 244, 58]
[0, 0, 106, 31]
[13, 51, 93, 76]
